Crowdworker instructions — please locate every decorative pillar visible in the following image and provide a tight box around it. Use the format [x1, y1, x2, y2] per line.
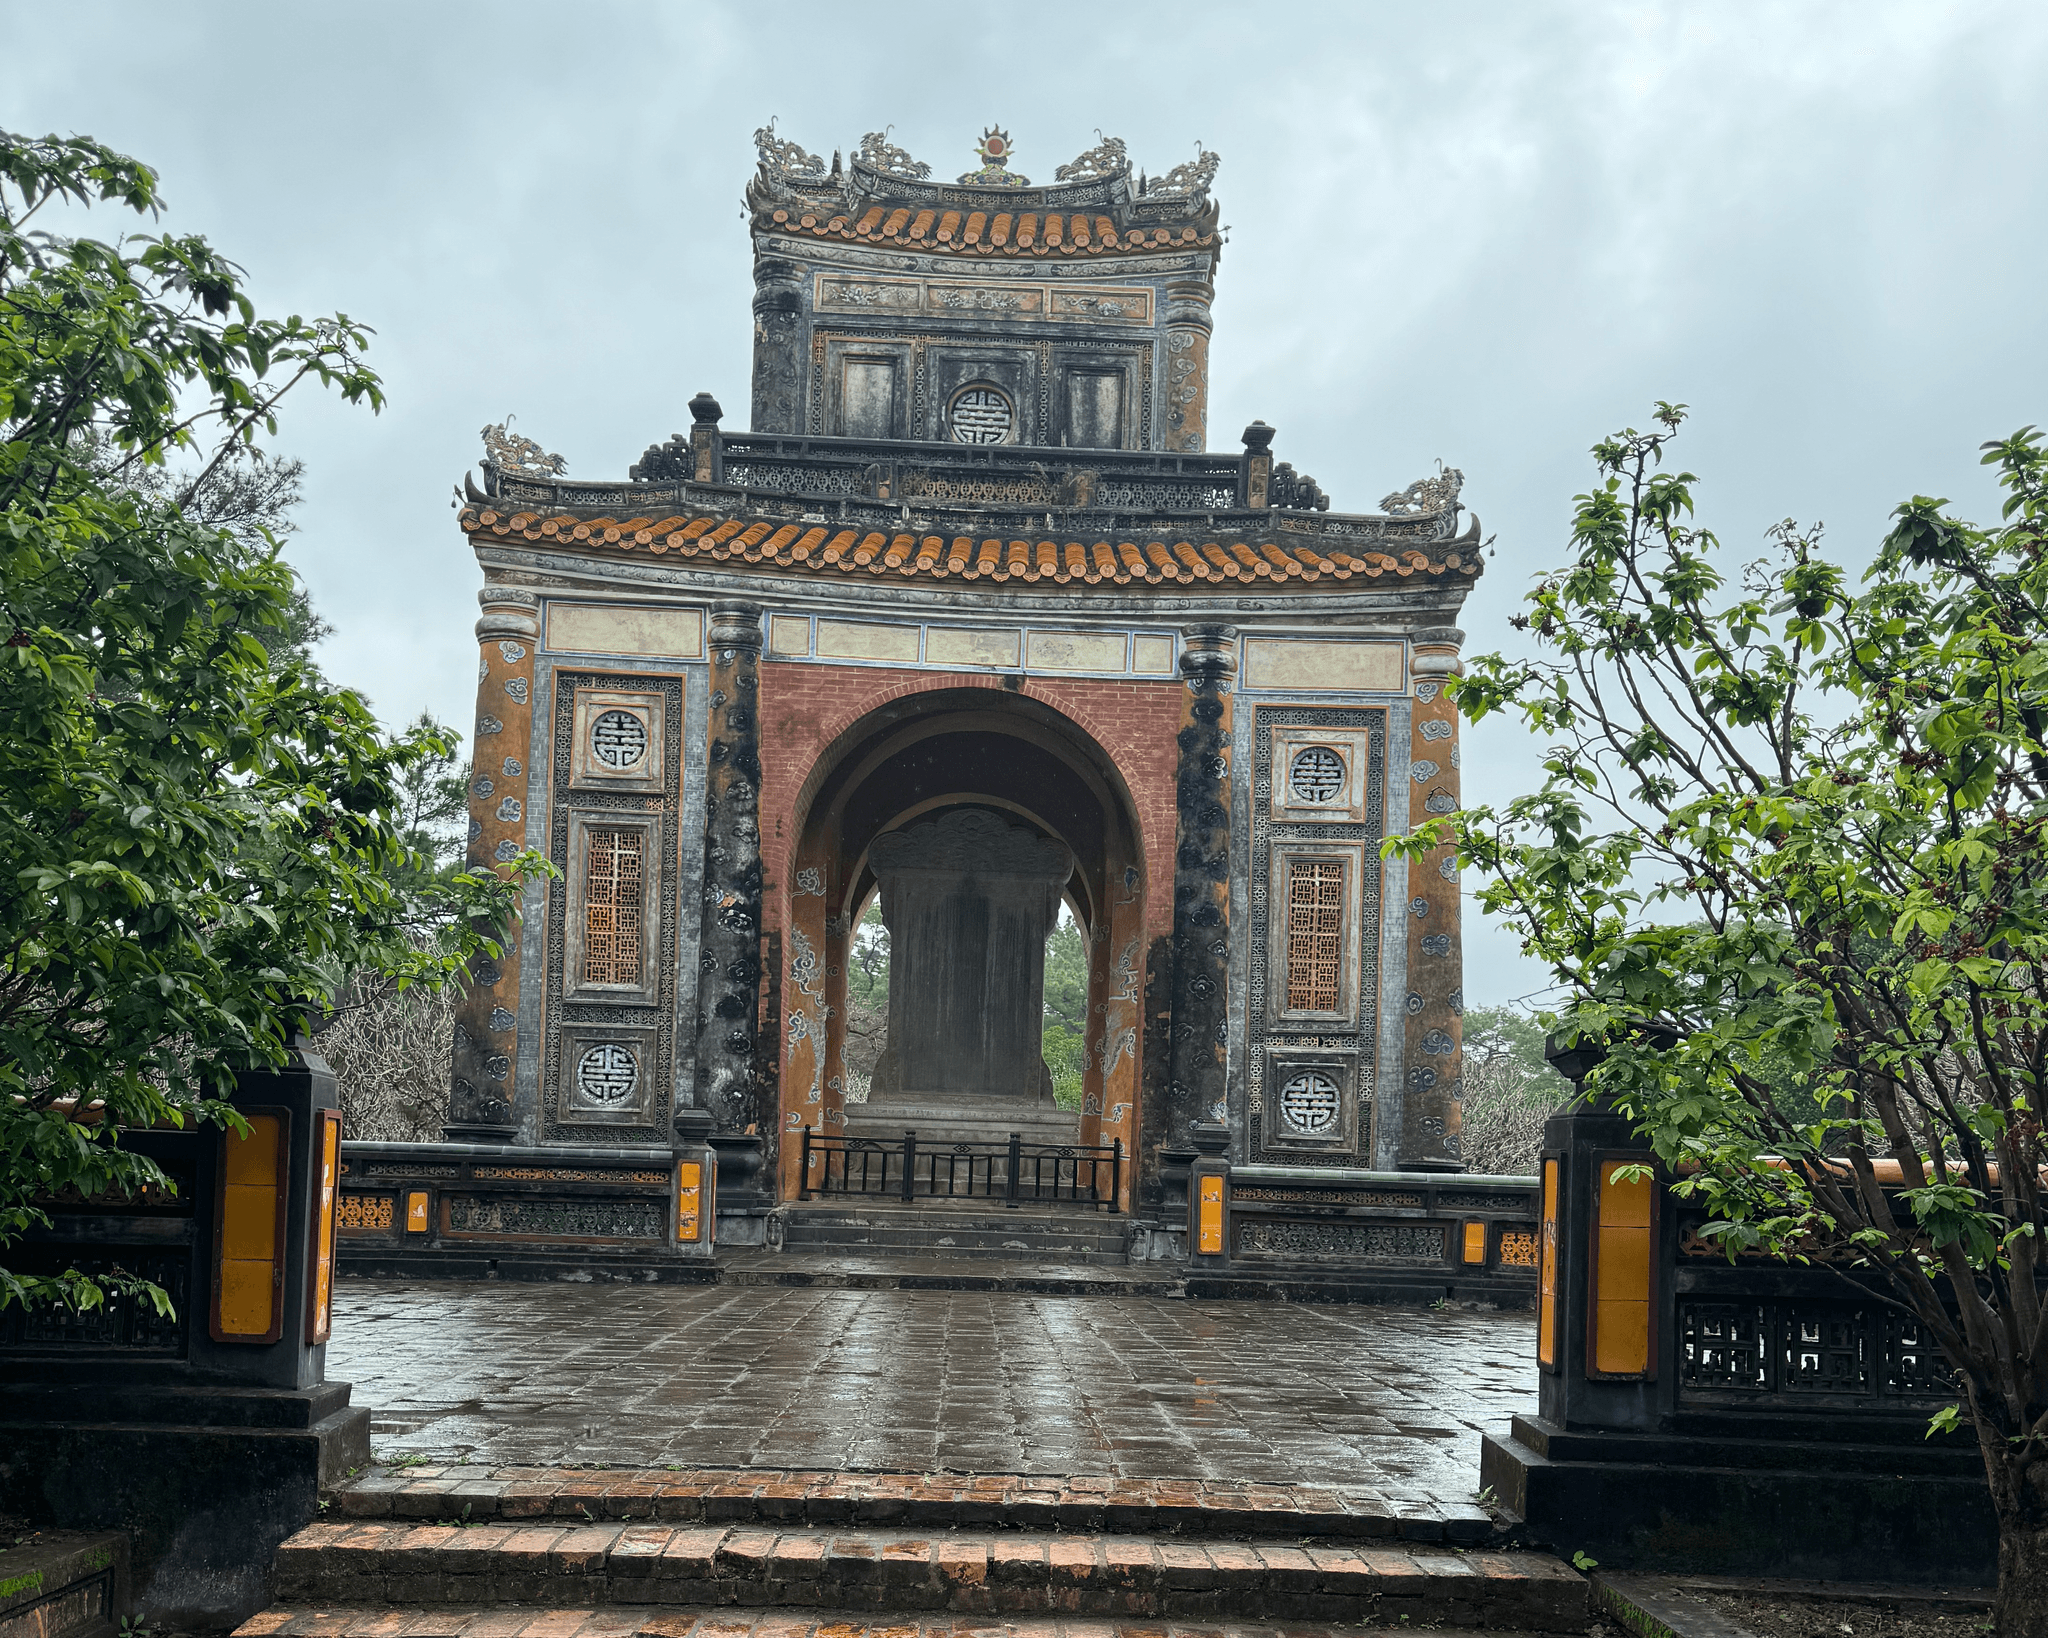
[1239, 421, 1275, 509]
[1399, 627, 1465, 1170]
[687, 391, 725, 483]
[446, 584, 539, 1142]
[750, 257, 805, 433]
[778, 847, 831, 1199]
[1163, 277, 1214, 453]
[694, 601, 765, 1139]
[1164, 627, 1235, 1154]
[1101, 860, 1145, 1213]
[1078, 916, 1111, 1149]
[819, 901, 852, 1144]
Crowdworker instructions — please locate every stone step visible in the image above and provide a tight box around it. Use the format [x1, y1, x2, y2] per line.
[777, 1227, 1128, 1262]
[238, 1610, 1581, 1638]
[712, 1254, 1182, 1295]
[329, 1467, 1490, 1544]
[778, 1205, 1122, 1231]
[270, 1522, 1586, 1628]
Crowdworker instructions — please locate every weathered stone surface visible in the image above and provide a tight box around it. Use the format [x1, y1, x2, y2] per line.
[329, 1281, 1531, 1497]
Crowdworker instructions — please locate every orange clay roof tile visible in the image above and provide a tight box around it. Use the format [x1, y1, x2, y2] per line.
[758, 201, 1217, 261]
[461, 508, 1477, 593]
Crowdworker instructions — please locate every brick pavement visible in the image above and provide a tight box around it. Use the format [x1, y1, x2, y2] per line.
[329, 1283, 1534, 1503]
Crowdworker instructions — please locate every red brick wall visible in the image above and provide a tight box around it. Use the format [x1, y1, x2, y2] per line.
[755, 664, 1183, 944]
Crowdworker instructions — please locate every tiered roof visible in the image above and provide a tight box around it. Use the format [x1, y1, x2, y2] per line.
[746, 125, 1221, 266]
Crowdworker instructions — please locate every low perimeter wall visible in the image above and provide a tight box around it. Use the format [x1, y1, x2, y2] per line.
[337, 1138, 1540, 1303]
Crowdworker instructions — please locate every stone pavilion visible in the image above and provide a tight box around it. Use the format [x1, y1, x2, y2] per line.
[445, 123, 1484, 1245]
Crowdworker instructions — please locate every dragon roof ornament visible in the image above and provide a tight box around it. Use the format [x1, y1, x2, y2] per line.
[856, 130, 930, 181]
[753, 118, 827, 181]
[1055, 133, 1130, 183]
[1145, 145, 1221, 201]
[481, 418, 565, 478]
[1379, 463, 1464, 517]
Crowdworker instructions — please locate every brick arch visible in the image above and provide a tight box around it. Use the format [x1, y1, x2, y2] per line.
[760, 665, 1182, 939]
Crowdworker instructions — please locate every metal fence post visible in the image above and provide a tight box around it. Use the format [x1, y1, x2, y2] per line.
[902, 1131, 917, 1204]
[1006, 1132, 1022, 1208]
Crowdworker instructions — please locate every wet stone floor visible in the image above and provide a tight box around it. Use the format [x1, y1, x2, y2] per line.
[329, 1281, 1534, 1509]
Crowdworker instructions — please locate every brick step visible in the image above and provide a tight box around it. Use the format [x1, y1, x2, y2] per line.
[331, 1467, 1491, 1543]
[271, 1523, 1586, 1628]
[239, 1609, 1586, 1638]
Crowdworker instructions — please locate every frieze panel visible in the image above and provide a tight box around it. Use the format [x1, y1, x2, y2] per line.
[1438, 1190, 1538, 1213]
[813, 275, 1154, 325]
[1236, 1221, 1446, 1260]
[471, 1166, 669, 1184]
[444, 1197, 665, 1240]
[1231, 1187, 1424, 1208]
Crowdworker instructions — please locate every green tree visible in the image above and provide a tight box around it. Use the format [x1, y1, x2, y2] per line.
[1041, 912, 1089, 1109]
[1459, 1004, 1562, 1175]
[1394, 407, 2048, 1628]
[0, 130, 539, 1319]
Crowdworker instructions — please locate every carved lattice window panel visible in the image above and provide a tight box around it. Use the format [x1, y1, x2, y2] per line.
[949, 386, 1014, 444]
[591, 710, 648, 770]
[1290, 746, 1346, 804]
[1278, 1069, 1341, 1135]
[1285, 860, 1346, 1011]
[574, 1043, 639, 1105]
[582, 829, 644, 985]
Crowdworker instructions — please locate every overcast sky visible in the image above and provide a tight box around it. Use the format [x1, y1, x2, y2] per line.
[10, 0, 2045, 1007]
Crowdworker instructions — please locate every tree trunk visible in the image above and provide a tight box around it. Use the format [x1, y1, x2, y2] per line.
[1989, 1442, 2048, 1638]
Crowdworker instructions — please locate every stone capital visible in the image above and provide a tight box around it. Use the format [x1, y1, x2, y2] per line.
[1179, 625, 1238, 687]
[709, 601, 764, 654]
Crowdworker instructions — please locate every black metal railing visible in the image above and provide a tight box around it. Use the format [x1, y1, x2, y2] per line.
[799, 1129, 1122, 1211]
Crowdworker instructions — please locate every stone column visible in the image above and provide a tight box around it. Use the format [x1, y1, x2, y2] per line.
[1078, 917, 1112, 1148]
[693, 602, 765, 1136]
[1163, 277, 1214, 452]
[1163, 627, 1235, 1152]
[446, 585, 539, 1142]
[778, 848, 831, 1200]
[1400, 627, 1466, 1170]
[1101, 862, 1145, 1212]
[750, 257, 805, 433]
[687, 391, 724, 483]
[1239, 420, 1275, 508]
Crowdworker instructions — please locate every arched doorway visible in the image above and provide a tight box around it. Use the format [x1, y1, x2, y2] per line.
[776, 689, 1148, 1211]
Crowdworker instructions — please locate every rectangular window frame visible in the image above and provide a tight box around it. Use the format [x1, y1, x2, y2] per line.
[1268, 842, 1365, 1026]
[562, 811, 664, 1008]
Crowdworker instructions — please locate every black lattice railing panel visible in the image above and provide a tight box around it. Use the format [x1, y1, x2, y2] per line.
[1680, 1302, 1770, 1391]
[582, 829, 644, 985]
[1786, 1307, 1870, 1395]
[1285, 861, 1345, 1011]
[1679, 1297, 1954, 1406]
